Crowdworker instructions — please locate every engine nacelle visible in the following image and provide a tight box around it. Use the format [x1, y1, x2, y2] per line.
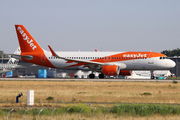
[119, 70, 131, 76]
[102, 65, 120, 76]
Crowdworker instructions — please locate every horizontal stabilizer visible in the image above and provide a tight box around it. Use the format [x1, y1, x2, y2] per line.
[8, 54, 33, 60]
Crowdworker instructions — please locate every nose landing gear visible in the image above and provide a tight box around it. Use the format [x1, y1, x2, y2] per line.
[150, 70, 155, 79]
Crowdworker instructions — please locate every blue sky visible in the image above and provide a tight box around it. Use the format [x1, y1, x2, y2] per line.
[0, 0, 180, 53]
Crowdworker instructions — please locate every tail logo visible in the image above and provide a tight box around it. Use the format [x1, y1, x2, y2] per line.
[17, 27, 37, 50]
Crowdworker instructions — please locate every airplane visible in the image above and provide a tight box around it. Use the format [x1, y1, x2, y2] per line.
[0, 47, 26, 74]
[10, 25, 176, 79]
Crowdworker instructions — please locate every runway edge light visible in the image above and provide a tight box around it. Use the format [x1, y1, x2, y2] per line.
[27, 90, 34, 106]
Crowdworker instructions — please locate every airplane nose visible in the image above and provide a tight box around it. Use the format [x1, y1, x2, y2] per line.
[170, 60, 176, 68]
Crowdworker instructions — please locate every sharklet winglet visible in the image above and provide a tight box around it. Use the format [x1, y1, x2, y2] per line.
[48, 45, 57, 56]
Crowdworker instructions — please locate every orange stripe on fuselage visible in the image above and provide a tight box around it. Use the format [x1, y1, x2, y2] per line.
[66, 60, 77, 63]
[91, 52, 166, 63]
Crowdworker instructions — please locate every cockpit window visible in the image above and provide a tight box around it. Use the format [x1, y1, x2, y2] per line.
[160, 57, 169, 60]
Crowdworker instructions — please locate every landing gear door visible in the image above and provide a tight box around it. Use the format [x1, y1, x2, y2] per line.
[148, 53, 154, 64]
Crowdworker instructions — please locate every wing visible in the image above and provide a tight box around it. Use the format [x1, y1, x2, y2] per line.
[48, 45, 127, 70]
[48, 45, 110, 69]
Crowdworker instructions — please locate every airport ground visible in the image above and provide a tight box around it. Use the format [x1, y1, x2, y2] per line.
[0, 78, 180, 105]
[1, 78, 180, 119]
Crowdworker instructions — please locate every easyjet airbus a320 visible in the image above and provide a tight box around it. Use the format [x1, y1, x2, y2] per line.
[11, 25, 176, 79]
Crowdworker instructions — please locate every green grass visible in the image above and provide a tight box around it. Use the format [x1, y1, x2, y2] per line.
[111, 104, 180, 116]
[1, 104, 180, 117]
[141, 92, 152, 95]
[173, 80, 178, 84]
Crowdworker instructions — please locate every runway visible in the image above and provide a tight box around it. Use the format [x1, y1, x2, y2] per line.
[0, 78, 179, 82]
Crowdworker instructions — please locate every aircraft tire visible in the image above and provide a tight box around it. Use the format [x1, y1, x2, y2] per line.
[89, 74, 95, 79]
[151, 75, 155, 79]
[99, 74, 104, 79]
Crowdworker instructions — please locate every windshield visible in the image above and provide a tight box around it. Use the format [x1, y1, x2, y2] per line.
[159, 57, 168, 59]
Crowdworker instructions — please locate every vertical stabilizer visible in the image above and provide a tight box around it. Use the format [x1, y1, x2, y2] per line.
[7, 47, 21, 64]
[14, 25, 55, 68]
[15, 25, 43, 53]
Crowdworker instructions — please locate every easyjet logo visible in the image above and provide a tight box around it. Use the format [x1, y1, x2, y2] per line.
[123, 53, 147, 58]
[17, 27, 37, 50]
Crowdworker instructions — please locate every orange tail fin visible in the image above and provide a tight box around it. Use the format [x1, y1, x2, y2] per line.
[15, 25, 43, 53]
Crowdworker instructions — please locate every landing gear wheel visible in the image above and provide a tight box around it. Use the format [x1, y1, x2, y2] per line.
[99, 74, 104, 79]
[89, 74, 95, 79]
[151, 75, 155, 79]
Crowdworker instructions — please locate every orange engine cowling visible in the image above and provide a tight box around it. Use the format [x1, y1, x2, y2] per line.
[102, 65, 120, 76]
[119, 70, 131, 76]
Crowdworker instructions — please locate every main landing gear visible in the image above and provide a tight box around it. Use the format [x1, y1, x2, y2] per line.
[150, 70, 155, 79]
[88, 73, 105, 79]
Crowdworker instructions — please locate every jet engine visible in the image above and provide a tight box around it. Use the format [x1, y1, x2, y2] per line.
[102, 65, 120, 76]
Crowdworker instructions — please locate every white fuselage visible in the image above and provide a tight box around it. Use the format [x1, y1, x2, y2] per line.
[43, 50, 176, 71]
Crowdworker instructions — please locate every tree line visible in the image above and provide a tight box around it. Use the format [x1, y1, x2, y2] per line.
[161, 48, 180, 57]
